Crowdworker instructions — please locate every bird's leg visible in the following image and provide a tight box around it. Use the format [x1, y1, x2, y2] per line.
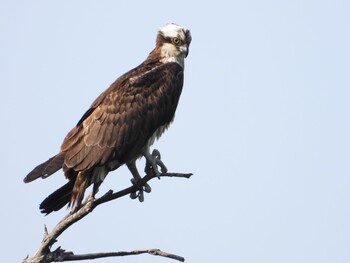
[92, 181, 102, 197]
[71, 181, 100, 214]
[143, 148, 168, 178]
[127, 161, 151, 202]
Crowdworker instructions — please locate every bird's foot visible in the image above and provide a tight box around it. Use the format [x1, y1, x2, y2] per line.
[130, 178, 152, 202]
[144, 149, 168, 178]
[127, 161, 151, 202]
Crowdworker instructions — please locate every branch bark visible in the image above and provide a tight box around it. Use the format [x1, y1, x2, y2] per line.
[23, 172, 192, 263]
[28, 247, 185, 262]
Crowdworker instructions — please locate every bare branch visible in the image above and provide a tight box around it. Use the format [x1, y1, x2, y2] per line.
[95, 172, 193, 206]
[23, 172, 192, 263]
[45, 247, 185, 262]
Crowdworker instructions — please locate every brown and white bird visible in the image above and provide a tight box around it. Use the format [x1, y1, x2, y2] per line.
[24, 23, 192, 214]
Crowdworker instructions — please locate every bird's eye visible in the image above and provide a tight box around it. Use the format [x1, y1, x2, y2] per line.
[172, 37, 181, 45]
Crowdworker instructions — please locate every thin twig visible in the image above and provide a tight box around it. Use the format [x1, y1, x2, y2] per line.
[95, 172, 193, 206]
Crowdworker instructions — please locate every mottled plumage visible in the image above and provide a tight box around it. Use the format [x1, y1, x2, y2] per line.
[24, 23, 192, 214]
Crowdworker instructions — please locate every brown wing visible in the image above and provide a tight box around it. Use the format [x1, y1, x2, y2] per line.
[61, 62, 184, 172]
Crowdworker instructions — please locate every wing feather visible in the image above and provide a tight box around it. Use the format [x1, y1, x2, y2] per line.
[84, 120, 102, 146]
[61, 62, 184, 172]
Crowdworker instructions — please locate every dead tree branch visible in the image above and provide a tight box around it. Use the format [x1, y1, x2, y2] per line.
[23, 172, 192, 263]
[39, 247, 184, 262]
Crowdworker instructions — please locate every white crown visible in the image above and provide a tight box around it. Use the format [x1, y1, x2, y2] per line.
[159, 23, 188, 39]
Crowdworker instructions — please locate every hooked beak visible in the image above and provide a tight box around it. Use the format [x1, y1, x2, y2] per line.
[179, 44, 189, 57]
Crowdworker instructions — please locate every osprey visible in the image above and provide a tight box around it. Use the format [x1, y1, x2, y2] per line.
[24, 23, 192, 214]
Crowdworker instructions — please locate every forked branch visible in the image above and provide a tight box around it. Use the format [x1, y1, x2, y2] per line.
[23, 171, 192, 263]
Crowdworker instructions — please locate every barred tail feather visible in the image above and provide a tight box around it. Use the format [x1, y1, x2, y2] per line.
[39, 170, 92, 214]
[40, 180, 75, 215]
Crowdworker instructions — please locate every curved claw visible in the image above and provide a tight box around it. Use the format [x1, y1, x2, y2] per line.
[152, 149, 161, 159]
[129, 191, 144, 202]
[138, 191, 144, 202]
[130, 191, 138, 200]
[128, 161, 151, 202]
[144, 183, 152, 193]
[130, 178, 151, 202]
[152, 149, 168, 173]
[144, 149, 168, 177]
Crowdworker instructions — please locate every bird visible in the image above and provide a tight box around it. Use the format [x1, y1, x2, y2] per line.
[24, 23, 192, 214]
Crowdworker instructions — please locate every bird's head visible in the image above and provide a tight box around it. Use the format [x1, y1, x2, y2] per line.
[156, 23, 192, 67]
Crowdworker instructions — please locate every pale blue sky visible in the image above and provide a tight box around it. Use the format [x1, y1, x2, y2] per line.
[1, 0, 350, 262]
